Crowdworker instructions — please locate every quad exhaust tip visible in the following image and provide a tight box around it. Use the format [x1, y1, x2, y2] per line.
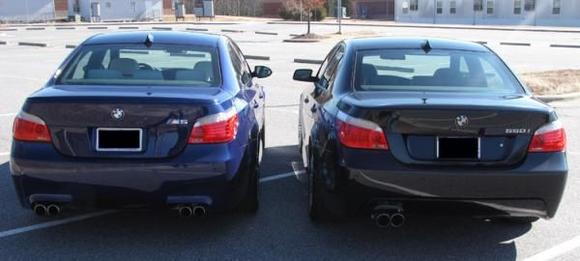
[177, 205, 207, 218]
[371, 204, 405, 228]
[33, 203, 63, 217]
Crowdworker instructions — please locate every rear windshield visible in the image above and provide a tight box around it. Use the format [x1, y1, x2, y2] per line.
[57, 44, 220, 87]
[355, 49, 523, 94]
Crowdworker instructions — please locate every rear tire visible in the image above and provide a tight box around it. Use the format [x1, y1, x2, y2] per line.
[307, 148, 345, 222]
[238, 136, 261, 213]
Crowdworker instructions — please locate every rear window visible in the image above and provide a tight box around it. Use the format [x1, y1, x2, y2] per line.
[355, 49, 523, 94]
[57, 44, 220, 87]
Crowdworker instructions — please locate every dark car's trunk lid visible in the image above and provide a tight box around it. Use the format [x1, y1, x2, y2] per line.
[23, 85, 228, 159]
[339, 92, 552, 167]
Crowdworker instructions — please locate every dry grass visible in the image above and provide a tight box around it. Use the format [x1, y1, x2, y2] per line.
[521, 70, 580, 95]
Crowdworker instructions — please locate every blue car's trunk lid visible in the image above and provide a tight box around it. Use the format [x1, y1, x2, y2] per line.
[22, 85, 228, 159]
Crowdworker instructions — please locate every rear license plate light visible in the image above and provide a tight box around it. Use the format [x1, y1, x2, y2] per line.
[96, 128, 143, 152]
[437, 137, 480, 160]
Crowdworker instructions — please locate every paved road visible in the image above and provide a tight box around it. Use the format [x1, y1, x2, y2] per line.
[0, 22, 579, 260]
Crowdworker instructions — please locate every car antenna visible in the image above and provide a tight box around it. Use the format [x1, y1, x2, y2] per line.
[421, 40, 432, 53]
[144, 33, 154, 48]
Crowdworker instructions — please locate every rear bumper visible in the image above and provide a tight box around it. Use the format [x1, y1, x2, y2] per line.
[10, 141, 250, 210]
[341, 150, 568, 219]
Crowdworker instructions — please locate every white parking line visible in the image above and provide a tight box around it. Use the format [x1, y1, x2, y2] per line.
[524, 235, 580, 261]
[0, 113, 16, 117]
[0, 210, 116, 239]
[0, 170, 299, 239]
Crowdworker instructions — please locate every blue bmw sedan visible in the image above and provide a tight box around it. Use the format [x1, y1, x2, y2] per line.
[10, 31, 271, 217]
[294, 38, 567, 227]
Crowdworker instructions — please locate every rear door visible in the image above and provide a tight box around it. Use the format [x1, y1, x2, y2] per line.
[228, 40, 264, 132]
[301, 44, 345, 164]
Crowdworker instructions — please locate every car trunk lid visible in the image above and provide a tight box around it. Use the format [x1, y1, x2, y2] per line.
[23, 85, 228, 159]
[338, 92, 552, 166]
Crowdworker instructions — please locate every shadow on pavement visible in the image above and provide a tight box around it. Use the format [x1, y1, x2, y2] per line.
[0, 144, 532, 260]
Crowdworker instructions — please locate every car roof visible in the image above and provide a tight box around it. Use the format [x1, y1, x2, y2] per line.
[346, 37, 489, 52]
[83, 31, 221, 46]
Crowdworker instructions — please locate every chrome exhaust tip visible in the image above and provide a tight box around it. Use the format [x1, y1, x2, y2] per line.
[374, 213, 391, 228]
[33, 204, 48, 216]
[192, 205, 207, 217]
[47, 204, 62, 216]
[390, 213, 406, 228]
[177, 206, 193, 217]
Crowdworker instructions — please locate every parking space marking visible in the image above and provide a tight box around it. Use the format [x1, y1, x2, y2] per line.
[0, 113, 16, 117]
[0, 170, 298, 239]
[524, 235, 580, 261]
[0, 210, 116, 239]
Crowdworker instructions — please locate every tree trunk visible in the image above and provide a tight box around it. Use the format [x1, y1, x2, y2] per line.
[307, 10, 311, 35]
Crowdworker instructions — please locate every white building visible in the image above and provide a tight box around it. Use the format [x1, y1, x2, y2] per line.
[0, 0, 56, 22]
[395, 0, 580, 27]
[70, 0, 163, 22]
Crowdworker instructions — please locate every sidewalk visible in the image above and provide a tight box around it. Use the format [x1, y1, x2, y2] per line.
[269, 19, 580, 34]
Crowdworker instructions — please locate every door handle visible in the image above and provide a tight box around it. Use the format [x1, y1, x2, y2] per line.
[253, 101, 260, 108]
[310, 104, 317, 113]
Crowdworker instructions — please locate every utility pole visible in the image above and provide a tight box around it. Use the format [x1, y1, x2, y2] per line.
[337, 0, 342, 34]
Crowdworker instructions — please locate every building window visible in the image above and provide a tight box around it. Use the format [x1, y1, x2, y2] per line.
[410, 0, 418, 11]
[514, 0, 522, 14]
[436, 0, 443, 14]
[474, 0, 483, 11]
[402, 1, 409, 14]
[553, 0, 561, 14]
[450, 0, 456, 14]
[487, 0, 494, 14]
[524, 0, 536, 11]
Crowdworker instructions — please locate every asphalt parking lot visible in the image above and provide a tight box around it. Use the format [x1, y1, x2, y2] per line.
[0, 22, 579, 260]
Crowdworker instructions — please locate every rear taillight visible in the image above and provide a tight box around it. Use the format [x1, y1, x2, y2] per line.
[337, 111, 388, 150]
[13, 112, 52, 143]
[528, 120, 566, 153]
[188, 108, 239, 144]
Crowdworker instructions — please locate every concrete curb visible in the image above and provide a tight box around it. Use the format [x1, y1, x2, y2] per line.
[284, 39, 320, 43]
[0, 41, 6, 45]
[255, 31, 278, 35]
[119, 26, 139, 29]
[18, 42, 48, 47]
[500, 42, 531, 46]
[152, 27, 172, 30]
[222, 29, 244, 33]
[65, 44, 77, 49]
[88, 26, 108, 30]
[55, 27, 75, 30]
[474, 41, 488, 45]
[537, 92, 580, 103]
[245, 55, 270, 61]
[294, 58, 323, 64]
[186, 28, 209, 31]
[550, 44, 580, 49]
[25, 27, 45, 31]
[0, 28, 17, 31]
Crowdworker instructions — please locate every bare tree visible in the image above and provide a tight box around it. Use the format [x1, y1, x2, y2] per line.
[289, 0, 325, 35]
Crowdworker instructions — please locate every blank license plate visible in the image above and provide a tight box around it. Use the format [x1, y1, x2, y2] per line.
[437, 137, 480, 160]
[96, 128, 143, 152]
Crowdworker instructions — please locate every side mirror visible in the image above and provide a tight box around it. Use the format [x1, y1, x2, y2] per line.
[253, 65, 272, 79]
[293, 69, 316, 82]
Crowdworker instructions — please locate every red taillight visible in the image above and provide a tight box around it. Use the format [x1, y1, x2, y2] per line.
[188, 108, 239, 144]
[13, 112, 51, 143]
[337, 111, 388, 150]
[528, 120, 566, 153]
